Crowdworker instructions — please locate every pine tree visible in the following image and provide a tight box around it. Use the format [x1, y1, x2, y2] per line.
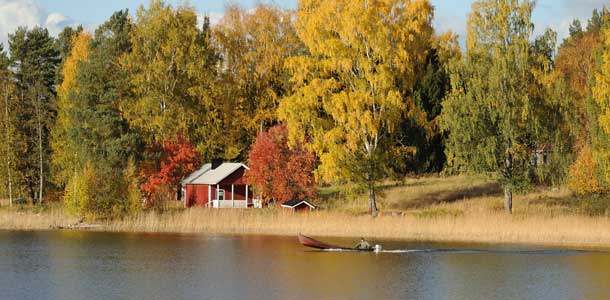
[8, 26, 60, 203]
[59, 11, 141, 218]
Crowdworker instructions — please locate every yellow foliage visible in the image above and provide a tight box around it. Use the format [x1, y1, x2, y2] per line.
[121, 0, 209, 142]
[568, 147, 604, 194]
[280, 0, 434, 186]
[51, 31, 92, 185]
[64, 164, 96, 218]
[594, 27, 610, 135]
[57, 32, 92, 98]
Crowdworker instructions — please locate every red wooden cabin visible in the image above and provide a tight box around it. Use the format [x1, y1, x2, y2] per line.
[181, 162, 259, 208]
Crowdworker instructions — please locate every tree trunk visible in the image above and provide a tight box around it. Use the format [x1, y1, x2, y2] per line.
[36, 90, 43, 205]
[504, 185, 512, 214]
[504, 144, 513, 214]
[368, 180, 377, 216]
[3, 82, 12, 208]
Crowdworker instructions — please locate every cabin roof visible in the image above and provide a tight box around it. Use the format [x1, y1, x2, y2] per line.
[281, 199, 316, 209]
[187, 162, 249, 185]
[181, 163, 212, 184]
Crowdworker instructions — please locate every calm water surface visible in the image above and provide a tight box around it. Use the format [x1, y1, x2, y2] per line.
[1, 230, 609, 300]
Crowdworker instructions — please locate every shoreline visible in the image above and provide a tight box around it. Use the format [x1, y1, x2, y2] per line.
[2, 208, 610, 250]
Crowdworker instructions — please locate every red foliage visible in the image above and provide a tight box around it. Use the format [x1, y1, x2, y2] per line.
[245, 124, 316, 203]
[140, 135, 201, 205]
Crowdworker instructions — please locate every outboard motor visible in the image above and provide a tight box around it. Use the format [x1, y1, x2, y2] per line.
[374, 244, 382, 253]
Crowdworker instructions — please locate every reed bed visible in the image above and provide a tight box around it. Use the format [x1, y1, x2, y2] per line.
[104, 209, 610, 248]
[2, 206, 610, 248]
[2, 175, 610, 248]
[0, 206, 75, 230]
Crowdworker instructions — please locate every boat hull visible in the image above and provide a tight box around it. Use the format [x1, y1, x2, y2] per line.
[297, 234, 373, 251]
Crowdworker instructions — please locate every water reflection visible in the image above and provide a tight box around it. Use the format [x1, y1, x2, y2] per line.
[0, 231, 609, 300]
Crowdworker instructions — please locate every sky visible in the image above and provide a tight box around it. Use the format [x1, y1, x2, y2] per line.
[0, 0, 608, 49]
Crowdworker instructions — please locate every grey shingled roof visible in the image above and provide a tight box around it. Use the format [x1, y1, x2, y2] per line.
[181, 163, 212, 184]
[188, 163, 249, 185]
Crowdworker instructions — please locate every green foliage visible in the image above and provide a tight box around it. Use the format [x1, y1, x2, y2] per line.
[578, 194, 610, 216]
[441, 0, 556, 213]
[51, 32, 92, 186]
[0, 44, 8, 70]
[398, 33, 460, 174]
[8, 26, 60, 202]
[124, 158, 142, 216]
[53, 10, 142, 218]
[121, 1, 216, 150]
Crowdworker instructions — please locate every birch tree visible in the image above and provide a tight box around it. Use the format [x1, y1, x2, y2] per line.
[441, 0, 538, 214]
[121, 0, 219, 154]
[279, 0, 433, 215]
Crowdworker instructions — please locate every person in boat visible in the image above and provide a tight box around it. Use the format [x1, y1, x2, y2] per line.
[354, 237, 372, 250]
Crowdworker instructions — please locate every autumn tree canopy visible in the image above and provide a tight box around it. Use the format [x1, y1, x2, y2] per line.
[441, 0, 543, 213]
[279, 0, 434, 215]
[140, 135, 201, 206]
[245, 125, 316, 203]
[2, 0, 610, 218]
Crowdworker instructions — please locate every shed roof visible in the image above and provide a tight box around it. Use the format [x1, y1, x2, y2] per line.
[181, 163, 212, 184]
[188, 163, 249, 185]
[281, 199, 316, 209]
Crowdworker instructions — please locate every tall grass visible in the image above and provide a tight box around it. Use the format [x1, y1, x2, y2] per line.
[106, 209, 610, 248]
[2, 175, 610, 248]
[0, 204, 76, 230]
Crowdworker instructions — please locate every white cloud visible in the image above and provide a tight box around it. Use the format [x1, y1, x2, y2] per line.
[45, 12, 78, 36]
[196, 11, 224, 29]
[0, 0, 81, 49]
[0, 0, 41, 47]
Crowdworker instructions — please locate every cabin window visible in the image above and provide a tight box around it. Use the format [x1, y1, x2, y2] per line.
[217, 189, 225, 201]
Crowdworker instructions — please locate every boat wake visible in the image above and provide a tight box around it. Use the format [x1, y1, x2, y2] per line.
[321, 248, 593, 255]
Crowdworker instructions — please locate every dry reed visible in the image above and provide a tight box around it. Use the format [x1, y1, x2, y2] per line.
[2, 175, 610, 248]
[101, 209, 610, 248]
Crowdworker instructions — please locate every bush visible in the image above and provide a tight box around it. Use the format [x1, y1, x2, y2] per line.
[568, 147, 606, 194]
[64, 160, 143, 220]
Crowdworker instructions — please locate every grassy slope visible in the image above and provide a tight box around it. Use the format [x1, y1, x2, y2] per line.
[319, 175, 577, 217]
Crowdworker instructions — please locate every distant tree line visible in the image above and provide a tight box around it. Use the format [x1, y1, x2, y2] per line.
[0, 0, 609, 217]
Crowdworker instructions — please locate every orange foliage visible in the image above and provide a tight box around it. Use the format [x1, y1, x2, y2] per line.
[553, 31, 602, 149]
[555, 31, 600, 99]
[140, 135, 201, 205]
[245, 124, 316, 204]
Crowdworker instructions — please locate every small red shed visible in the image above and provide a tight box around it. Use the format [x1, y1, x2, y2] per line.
[280, 199, 316, 212]
[181, 162, 258, 208]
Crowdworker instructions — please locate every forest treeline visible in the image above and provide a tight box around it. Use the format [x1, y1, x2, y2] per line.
[0, 0, 609, 217]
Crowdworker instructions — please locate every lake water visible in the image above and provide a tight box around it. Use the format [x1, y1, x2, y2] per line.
[1, 231, 609, 300]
